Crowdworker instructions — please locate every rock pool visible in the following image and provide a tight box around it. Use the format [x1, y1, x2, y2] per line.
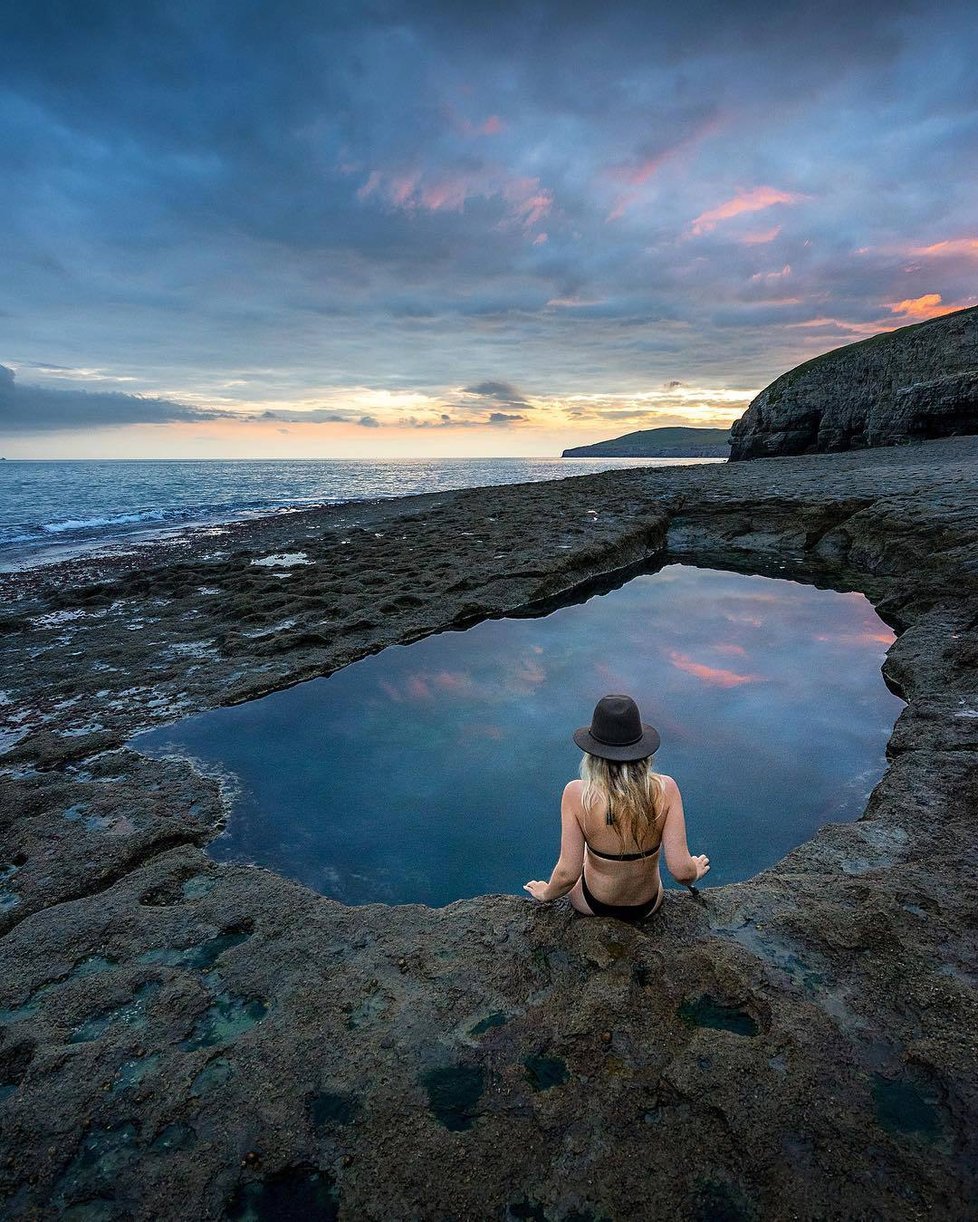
[133, 564, 903, 906]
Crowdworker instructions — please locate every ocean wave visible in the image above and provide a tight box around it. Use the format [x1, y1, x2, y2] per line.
[41, 508, 173, 534]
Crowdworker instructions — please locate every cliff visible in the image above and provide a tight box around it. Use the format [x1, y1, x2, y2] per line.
[563, 426, 730, 458]
[730, 305, 978, 459]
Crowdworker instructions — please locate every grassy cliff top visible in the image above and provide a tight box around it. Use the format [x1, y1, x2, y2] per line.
[563, 426, 730, 457]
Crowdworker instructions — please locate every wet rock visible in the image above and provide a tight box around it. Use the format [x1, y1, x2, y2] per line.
[0, 439, 976, 1218]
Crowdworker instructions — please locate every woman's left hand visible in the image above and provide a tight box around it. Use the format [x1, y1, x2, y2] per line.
[523, 881, 550, 902]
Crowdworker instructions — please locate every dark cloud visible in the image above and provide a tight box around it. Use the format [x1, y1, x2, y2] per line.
[451, 380, 532, 421]
[0, 363, 221, 433]
[358, 414, 381, 428]
[487, 412, 527, 425]
[0, 1, 975, 432]
[461, 380, 529, 407]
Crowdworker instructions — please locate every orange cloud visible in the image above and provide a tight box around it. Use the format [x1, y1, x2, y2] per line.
[910, 238, 978, 259]
[814, 630, 894, 646]
[689, 186, 806, 236]
[886, 294, 958, 321]
[666, 650, 761, 687]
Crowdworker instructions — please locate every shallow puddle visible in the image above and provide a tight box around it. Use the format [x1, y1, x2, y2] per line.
[422, 1064, 485, 1131]
[134, 564, 902, 906]
[181, 993, 268, 1050]
[678, 994, 760, 1037]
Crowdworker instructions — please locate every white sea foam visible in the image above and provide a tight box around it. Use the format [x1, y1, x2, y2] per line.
[251, 552, 310, 567]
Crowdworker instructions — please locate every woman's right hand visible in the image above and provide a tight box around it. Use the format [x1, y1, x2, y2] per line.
[691, 854, 710, 881]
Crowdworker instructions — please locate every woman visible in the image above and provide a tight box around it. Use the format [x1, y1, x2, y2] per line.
[523, 694, 710, 920]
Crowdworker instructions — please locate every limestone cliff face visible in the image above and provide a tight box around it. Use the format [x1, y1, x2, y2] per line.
[730, 305, 978, 459]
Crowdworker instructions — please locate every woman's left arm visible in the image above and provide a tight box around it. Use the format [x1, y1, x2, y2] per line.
[524, 781, 586, 902]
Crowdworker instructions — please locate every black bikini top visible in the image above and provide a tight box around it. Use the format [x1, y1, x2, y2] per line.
[584, 800, 661, 862]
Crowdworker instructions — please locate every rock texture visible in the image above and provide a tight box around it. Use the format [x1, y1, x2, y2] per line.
[1, 438, 977, 1219]
[730, 306, 978, 459]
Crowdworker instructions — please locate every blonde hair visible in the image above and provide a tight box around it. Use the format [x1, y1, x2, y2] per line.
[580, 753, 665, 852]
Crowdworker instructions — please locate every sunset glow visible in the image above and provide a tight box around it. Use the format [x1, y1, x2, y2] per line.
[1, 3, 975, 457]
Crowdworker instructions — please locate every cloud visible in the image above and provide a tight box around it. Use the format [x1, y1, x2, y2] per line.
[0, 363, 220, 433]
[358, 414, 380, 427]
[487, 411, 527, 425]
[2, 1, 977, 449]
[460, 380, 529, 408]
[738, 226, 782, 246]
[885, 294, 959, 320]
[689, 188, 807, 236]
[909, 238, 978, 258]
[355, 164, 552, 235]
[666, 650, 761, 688]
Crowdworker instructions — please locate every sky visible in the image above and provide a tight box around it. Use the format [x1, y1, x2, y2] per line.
[1, 0, 976, 459]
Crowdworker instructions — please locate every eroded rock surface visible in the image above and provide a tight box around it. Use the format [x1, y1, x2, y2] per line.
[730, 305, 978, 458]
[1, 438, 977, 1219]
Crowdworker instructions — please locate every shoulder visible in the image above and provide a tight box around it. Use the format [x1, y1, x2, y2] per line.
[657, 774, 681, 800]
[562, 779, 585, 814]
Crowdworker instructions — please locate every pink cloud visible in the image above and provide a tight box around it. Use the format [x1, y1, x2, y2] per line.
[356, 165, 551, 235]
[443, 101, 505, 138]
[513, 655, 546, 686]
[667, 650, 761, 688]
[910, 238, 978, 258]
[750, 264, 792, 284]
[407, 675, 432, 700]
[433, 670, 475, 693]
[689, 186, 806, 237]
[814, 629, 894, 646]
[468, 723, 506, 740]
[606, 117, 723, 221]
[739, 226, 782, 245]
[711, 643, 748, 656]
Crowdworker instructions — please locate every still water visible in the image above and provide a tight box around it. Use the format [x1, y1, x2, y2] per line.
[134, 565, 903, 906]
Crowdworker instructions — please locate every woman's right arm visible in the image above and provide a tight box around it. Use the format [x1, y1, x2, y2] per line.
[659, 776, 710, 884]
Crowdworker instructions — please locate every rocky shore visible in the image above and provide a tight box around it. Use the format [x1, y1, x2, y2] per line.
[1, 437, 977, 1220]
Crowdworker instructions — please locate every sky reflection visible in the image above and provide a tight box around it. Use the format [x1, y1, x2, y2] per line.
[135, 565, 903, 906]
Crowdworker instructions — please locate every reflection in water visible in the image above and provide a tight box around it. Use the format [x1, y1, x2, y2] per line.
[134, 565, 903, 907]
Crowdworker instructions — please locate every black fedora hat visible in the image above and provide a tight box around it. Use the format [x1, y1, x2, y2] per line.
[573, 694, 661, 762]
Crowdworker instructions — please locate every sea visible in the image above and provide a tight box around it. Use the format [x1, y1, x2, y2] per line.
[0, 457, 723, 572]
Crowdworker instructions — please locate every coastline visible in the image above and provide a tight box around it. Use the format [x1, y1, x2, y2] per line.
[0, 455, 722, 574]
[2, 437, 977, 1218]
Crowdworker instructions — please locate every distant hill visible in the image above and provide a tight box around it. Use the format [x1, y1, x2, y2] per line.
[562, 426, 730, 458]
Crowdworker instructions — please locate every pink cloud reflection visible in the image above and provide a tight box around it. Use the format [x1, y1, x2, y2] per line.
[667, 650, 761, 688]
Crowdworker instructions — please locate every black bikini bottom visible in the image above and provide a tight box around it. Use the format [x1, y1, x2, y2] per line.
[580, 871, 661, 922]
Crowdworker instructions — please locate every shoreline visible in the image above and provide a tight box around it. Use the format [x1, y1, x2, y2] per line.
[0, 454, 723, 576]
[1, 436, 977, 1218]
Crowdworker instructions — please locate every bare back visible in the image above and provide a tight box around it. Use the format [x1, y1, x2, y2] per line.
[566, 773, 697, 906]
